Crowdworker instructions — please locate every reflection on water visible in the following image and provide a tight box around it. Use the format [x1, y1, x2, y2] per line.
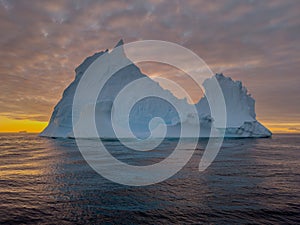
[0, 133, 299, 224]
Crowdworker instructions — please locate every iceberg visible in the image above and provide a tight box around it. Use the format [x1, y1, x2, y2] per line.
[40, 40, 271, 138]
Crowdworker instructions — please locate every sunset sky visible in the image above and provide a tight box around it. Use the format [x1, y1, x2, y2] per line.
[0, 0, 299, 133]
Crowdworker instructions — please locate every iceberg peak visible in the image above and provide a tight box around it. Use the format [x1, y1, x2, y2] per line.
[111, 39, 126, 58]
[114, 39, 124, 48]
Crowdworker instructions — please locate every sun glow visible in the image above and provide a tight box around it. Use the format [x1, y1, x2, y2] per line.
[260, 121, 300, 134]
[0, 114, 299, 134]
[0, 116, 48, 133]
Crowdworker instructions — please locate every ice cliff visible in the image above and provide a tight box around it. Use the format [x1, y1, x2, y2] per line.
[40, 40, 271, 138]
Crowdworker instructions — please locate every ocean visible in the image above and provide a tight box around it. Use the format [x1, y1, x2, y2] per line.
[0, 133, 299, 224]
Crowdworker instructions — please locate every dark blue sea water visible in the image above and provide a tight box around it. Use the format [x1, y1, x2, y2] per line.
[0, 133, 299, 224]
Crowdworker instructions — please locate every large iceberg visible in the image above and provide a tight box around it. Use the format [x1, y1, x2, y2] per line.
[40, 40, 271, 138]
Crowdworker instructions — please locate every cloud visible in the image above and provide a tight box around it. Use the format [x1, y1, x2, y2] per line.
[0, 0, 299, 123]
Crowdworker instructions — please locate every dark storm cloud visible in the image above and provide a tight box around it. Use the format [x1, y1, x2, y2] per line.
[0, 0, 299, 123]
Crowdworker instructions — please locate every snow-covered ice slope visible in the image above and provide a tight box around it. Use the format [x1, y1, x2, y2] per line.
[40, 40, 271, 138]
[196, 73, 271, 137]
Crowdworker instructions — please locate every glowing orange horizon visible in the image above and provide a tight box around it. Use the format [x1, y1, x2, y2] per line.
[0, 115, 299, 134]
[0, 116, 48, 133]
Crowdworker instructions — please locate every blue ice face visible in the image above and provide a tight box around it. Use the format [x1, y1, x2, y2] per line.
[129, 97, 180, 139]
